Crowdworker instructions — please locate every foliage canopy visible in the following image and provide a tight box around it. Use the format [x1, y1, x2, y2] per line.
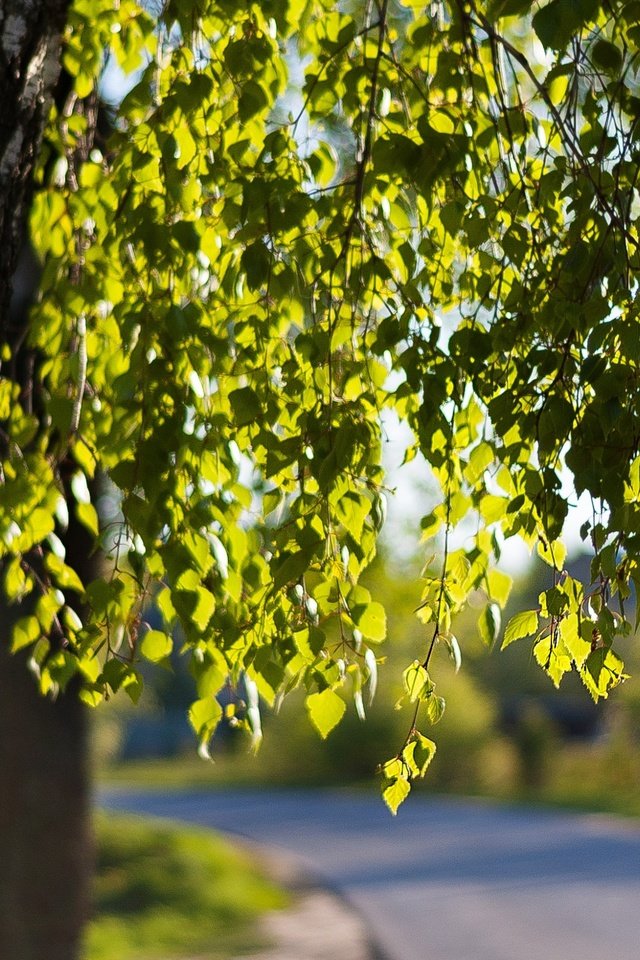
[4, 0, 640, 811]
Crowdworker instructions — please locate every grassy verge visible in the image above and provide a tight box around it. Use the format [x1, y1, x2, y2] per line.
[84, 813, 289, 960]
[99, 755, 261, 791]
[99, 754, 340, 791]
[100, 745, 640, 823]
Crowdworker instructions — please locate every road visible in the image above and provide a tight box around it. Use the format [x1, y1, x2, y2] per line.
[101, 788, 640, 960]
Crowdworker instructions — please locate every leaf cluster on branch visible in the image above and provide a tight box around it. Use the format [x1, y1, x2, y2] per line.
[2, 0, 640, 811]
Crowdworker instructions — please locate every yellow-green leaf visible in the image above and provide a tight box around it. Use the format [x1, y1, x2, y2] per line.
[140, 629, 173, 662]
[537, 538, 567, 570]
[382, 775, 410, 815]
[502, 610, 538, 649]
[305, 688, 346, 739]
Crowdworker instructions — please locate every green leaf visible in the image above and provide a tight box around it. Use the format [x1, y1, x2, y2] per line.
[533, 0, 599, 50]
[403, 661, 432, 702]
[273, 548, 316, 590]
[100, 658, 130, 693]
[76, 502, 99, 537]
[305, 688, 346, 739]
[109, 459, 138, 490]
[80, 687, 103, 708]
[591, 39, 623, 72]
[238, 79, 269, 122]
[382, 775, 410, 815]
[488, 0, 535, 17]
[533, 636, 571, 687]
[23, 508, 55, 546]
[76, 650, 100, 683]
[581, 648, 628, 701]
[155, 586, 177, 628]
[241, 241, 271, 291]
[425, 695, 446, 725]
[537, 538, 567, 569]
[229, 387, 261, 426]
[479, 603, 501, 647]
[35, 587, 64, 632]
[123, 671, 144, 705]
[10, 616, 41, 653]
[443, 633, 462, 672]
[44, 554, 85, 594]
[464, 442, 494, 484]
[487, 568, 512, 607]
[140, 629, 173, 662]
[502, 610, 539, 649]
[401, 741, 420, 776]
[189, 696, 223, 740]
[187, 587, 215, 632]
[413, 732, 437, 775]
[353, 602, 386, 642]
[558, 615, 590, 668]
[3, 557, 33, 602]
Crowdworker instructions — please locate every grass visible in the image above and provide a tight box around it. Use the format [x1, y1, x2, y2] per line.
[99, 755, 256, 791]
[84, 812, 289, 960]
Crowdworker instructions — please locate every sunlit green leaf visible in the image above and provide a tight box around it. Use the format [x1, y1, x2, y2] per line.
[479, 603, 501, 647]
[305, 689, 346, 739]
[189, 696, 223, 741]
[502, 610, 539, 649]
[10, 616, 41, 653]
[382, 775, 410, 816]
[140, 629, 173, 663]
[353, 602, 387, 643]
[403, 661, 432, 702]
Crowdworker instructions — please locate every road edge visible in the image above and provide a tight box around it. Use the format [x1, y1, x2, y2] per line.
[233, 836, 391, 960]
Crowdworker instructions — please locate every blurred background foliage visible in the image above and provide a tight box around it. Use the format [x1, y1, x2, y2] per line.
[95, 544, 640, 816]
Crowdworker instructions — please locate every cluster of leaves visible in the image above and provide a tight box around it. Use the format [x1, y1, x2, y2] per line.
[3, 0, 640, 811]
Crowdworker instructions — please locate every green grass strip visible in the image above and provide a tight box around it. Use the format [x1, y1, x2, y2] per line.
[84, 813, 289, 960]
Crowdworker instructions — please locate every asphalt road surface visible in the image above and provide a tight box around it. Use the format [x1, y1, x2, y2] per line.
[101, 788, 640, 960]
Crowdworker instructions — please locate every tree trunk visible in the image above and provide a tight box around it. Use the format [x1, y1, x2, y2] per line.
[0, 0, 71, 323]
[0, 4, 92, 960]
[0, 641, 91, 960]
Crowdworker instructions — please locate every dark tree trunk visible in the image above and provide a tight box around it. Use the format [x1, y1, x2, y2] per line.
[0, 640, 91, 960]
[0, 4, 92, 960]
[0, 0, 71, 325]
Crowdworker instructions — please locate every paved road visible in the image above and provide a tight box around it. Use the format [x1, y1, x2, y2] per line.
[101, 788, 640, 960]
